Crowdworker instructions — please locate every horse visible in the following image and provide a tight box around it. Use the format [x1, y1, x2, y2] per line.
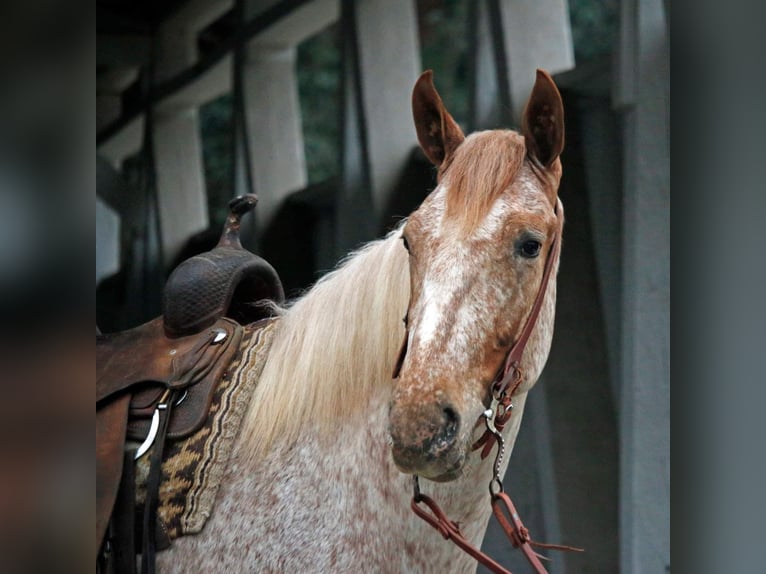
[157, 68, 566, 572]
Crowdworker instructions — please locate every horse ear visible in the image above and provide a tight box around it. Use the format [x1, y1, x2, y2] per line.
[412, 70, 465, 167]
[522, 69, 565, 168]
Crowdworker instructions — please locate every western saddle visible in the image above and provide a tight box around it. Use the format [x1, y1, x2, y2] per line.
[96, 195, 284, 573]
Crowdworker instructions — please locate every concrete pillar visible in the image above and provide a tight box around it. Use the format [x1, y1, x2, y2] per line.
[152, 110, 209, 264]
[616, 0, 670, 572]
[242, 46, 307, 230]
[242, 0, 338, 232]
[336, 0, 375, 256]
[151, 0, 231, 264]
[497, 0, 574, 122]
[577, 88, 623, 401]
[535, 125, 619, 571]
[96, 197, 120, 285]
[354, 0, 421, 214]
[468, 0, 510, 130]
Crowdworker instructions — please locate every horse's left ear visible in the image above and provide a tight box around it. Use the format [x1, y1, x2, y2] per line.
[412, 70, 465, 168]
[522, 69, 565, 168]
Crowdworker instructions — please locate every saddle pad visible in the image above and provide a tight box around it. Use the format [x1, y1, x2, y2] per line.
[134, 317, 278, 538]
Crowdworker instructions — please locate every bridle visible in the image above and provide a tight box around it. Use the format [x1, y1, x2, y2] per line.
[471, 199, 564, 462]
[396, 200, 582, 573]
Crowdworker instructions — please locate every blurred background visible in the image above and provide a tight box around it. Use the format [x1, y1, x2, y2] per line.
[95, 0, 667, 572]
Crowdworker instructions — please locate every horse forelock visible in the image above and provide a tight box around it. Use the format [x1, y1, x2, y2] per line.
[443, 130, 527, 235]
[239, 227, 410, 463]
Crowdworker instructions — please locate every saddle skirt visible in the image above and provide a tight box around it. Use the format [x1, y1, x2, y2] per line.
[133, 318, 278, 538]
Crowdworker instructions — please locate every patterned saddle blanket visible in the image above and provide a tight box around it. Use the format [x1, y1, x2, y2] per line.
[134, 318, 278, 539]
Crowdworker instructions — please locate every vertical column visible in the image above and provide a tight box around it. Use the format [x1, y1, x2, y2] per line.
[152, 109, 209, 265]
[152, 4, 215, 265]
[240, 0, 337, 261]
[535, 110, 620, 570]
[96, 197, 120, 285]
[616, 0, 670, 572]
[242, 42, 307, 231]
[497, 0, 574, 122]
[242, 0, 342, 234]
[336, 0, 374, 256]
[578, 95, 623, 400]
[468, 0, 509, 130]
[354, 0, 421, 216]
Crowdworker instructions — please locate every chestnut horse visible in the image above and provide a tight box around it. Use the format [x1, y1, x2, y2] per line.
[158, 69, 565, 572]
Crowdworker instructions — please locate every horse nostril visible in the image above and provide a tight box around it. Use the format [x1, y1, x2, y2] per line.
[389, 403, 462, 471]
[441, 406, 459, 441]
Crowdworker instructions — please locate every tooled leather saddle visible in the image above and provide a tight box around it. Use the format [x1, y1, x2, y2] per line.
[96, 195, 284, 573]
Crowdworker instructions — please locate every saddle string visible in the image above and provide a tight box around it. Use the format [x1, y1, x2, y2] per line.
[141, 389, 177, 574]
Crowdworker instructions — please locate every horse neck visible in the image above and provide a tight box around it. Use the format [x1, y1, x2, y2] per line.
[240, 228, 410, 462]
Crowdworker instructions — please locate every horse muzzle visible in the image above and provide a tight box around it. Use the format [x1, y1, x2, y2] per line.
[388, 401, 466, 480]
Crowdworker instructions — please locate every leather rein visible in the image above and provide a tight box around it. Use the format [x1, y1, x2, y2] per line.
[402, 203, 582, 573]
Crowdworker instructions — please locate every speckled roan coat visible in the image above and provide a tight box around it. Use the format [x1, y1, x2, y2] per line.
[158, 69, 565, 573]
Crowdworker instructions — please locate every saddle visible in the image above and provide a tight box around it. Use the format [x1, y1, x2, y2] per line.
[96, 195, 284, 573]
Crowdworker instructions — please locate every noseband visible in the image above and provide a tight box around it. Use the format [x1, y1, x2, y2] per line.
[396, 201, 581, 573]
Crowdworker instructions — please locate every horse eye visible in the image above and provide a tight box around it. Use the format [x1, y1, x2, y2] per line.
[402, 236, 410, 252]
[520, 240, 541, 258]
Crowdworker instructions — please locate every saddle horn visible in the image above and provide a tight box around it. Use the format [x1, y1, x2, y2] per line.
[163, 194, 285, 337]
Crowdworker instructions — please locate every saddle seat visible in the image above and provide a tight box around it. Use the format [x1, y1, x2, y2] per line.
[96, 195, 284, 566]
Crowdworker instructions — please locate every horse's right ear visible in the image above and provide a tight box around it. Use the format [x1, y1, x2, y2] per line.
[412, 70, 465, 167]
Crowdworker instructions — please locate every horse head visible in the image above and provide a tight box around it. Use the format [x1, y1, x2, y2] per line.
[389, 70, 565, 482]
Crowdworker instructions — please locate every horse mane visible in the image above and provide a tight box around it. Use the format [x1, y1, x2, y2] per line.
[240, 227, 410, 461]
[444, 130, 526, 235]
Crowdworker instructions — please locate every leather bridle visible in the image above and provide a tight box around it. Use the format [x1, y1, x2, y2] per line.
[397, 201, 581, 573]
[472, 199, 564, 461]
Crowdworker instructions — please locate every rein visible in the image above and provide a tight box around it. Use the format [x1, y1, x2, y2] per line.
[407, 203, 582, 573]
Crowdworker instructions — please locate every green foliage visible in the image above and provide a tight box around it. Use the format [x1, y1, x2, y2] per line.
[569, 0, 619, 63]
[297, 24, 341, 185]
[418, 0, 470, 127]
[199, 94, 233, 228]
